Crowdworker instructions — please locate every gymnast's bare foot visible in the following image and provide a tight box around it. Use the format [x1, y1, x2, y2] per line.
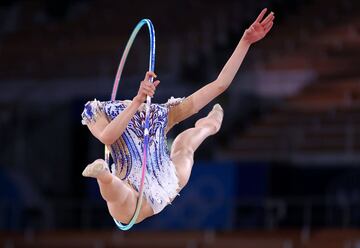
[82, 159, 109, 178]
[195, 104, 223, 135]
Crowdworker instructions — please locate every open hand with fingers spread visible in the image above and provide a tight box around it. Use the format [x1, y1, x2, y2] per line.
[242, 8, 274, 45]
[133, 71, 160, 104]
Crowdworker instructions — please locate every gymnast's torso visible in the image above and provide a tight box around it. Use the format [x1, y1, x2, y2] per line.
[81, 99, 180, 214]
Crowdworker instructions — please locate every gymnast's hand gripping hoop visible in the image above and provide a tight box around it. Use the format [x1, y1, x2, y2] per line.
[104, 19, 155, 231]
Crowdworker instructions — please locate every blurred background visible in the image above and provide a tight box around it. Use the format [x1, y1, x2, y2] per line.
[0, 0, 360, 247]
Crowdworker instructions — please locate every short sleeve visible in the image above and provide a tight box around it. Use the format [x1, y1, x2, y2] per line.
[81, 99, 104, 125]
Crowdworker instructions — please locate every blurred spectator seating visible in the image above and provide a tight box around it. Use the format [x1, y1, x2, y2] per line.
[225, 0, 360, 161]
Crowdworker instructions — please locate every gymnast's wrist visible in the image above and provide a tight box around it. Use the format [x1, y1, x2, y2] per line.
[132, 95, 144, 105]
[240, 35, 252, 47]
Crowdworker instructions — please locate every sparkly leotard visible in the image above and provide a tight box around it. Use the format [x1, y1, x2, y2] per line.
[81, 98, 182, 214]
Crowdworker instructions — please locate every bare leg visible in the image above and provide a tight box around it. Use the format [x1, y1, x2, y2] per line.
[171, 104, 223, 188]
[82, 159, 132, 203]
[82, 159, 153, 223]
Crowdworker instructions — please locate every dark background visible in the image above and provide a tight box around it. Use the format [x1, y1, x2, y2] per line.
[0, 0, 359, 247]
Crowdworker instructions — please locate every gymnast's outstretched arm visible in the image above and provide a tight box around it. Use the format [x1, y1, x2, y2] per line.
[87, 71, 160, 145]
[188, 8, 274, 113]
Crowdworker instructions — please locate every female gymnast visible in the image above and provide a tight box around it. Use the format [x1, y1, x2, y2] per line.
[81, 9, 274, 224]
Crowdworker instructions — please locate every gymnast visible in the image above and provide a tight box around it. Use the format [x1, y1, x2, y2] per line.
[81, 9, 274, 224]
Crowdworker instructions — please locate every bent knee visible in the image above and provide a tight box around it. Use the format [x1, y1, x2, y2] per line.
[107, 194, 153, 224]
[171, 145, 194, 162]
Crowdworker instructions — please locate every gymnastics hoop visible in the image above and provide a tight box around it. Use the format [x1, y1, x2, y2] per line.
[104, 19, 155, 231]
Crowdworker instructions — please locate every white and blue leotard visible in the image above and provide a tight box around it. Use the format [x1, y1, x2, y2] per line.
[81, 98, 182, 214]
